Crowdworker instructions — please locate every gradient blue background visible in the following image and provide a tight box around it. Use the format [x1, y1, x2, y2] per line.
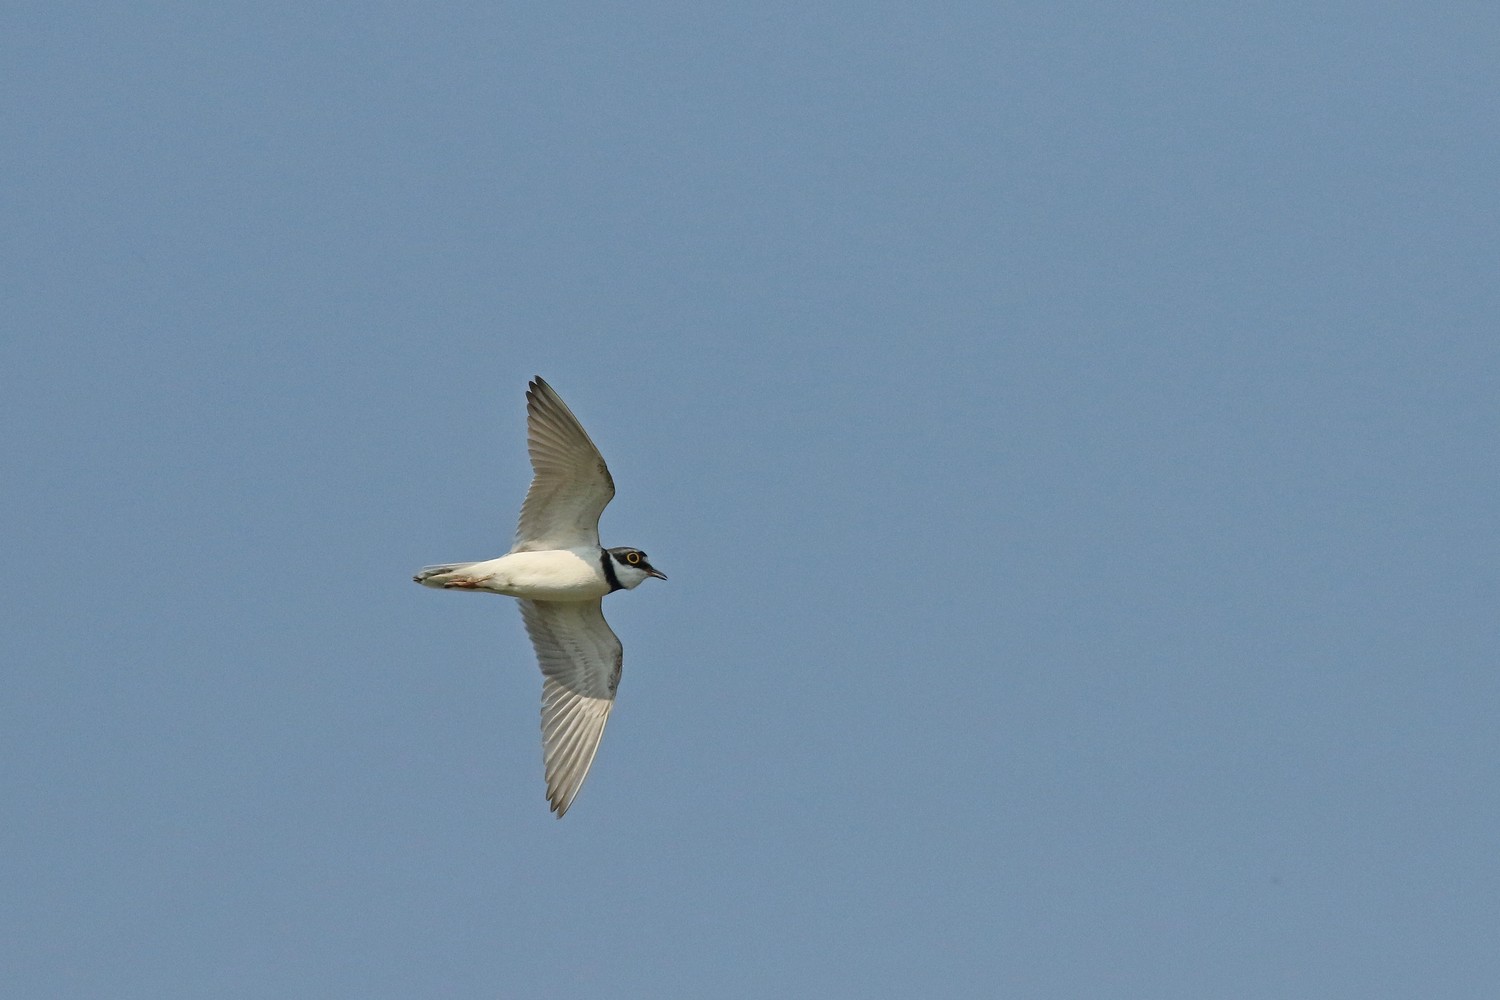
[5, 3, 1497, 997]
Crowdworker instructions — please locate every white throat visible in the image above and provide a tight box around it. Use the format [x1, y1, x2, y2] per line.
[609, 555, 652, 590]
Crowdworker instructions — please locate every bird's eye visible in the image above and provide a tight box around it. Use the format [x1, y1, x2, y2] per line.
[626, 552, 641, 564]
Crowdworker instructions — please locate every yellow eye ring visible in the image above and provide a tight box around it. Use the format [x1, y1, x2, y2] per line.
[626, 552, 641, 564]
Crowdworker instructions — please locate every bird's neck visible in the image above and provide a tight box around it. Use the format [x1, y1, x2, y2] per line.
[600, 549, 624, 593]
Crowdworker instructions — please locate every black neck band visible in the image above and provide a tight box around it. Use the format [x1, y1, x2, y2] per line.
[600, 550, 623, 592]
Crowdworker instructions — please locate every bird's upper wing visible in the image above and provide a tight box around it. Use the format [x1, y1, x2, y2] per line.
[514, 376, 615, 550]
[518, 598, 622, 817]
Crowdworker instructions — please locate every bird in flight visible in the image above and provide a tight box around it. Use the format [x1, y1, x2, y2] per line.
[414, 376, 666, 816]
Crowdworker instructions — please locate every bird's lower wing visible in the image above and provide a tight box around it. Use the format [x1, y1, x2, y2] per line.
[517, 599, 622, 817]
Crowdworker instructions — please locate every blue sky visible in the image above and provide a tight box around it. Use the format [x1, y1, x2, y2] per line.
[4, 3, 1498, 997]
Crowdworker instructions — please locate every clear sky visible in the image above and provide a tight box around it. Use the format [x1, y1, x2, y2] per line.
[4, 3, 1497, 997]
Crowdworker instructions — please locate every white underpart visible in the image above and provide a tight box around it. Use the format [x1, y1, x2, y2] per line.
[452, 548, 611, 601]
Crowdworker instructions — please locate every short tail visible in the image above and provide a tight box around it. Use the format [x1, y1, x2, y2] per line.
[413, 562, 480, 588]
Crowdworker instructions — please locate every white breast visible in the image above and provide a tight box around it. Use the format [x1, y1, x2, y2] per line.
[464, 549, 609, 601]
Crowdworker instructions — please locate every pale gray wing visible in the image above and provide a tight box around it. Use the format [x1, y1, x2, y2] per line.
[517, 599, 622, 817]
[514, 376, 615, 550]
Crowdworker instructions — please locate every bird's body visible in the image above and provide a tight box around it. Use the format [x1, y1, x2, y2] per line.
[416, 548, 616, 601]
[412, 376, 665, 817]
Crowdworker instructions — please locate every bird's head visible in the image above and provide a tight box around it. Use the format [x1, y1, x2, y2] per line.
[607, 547, 667, 588]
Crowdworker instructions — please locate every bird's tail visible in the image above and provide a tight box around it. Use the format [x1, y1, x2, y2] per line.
[413, 562, 481, 588]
